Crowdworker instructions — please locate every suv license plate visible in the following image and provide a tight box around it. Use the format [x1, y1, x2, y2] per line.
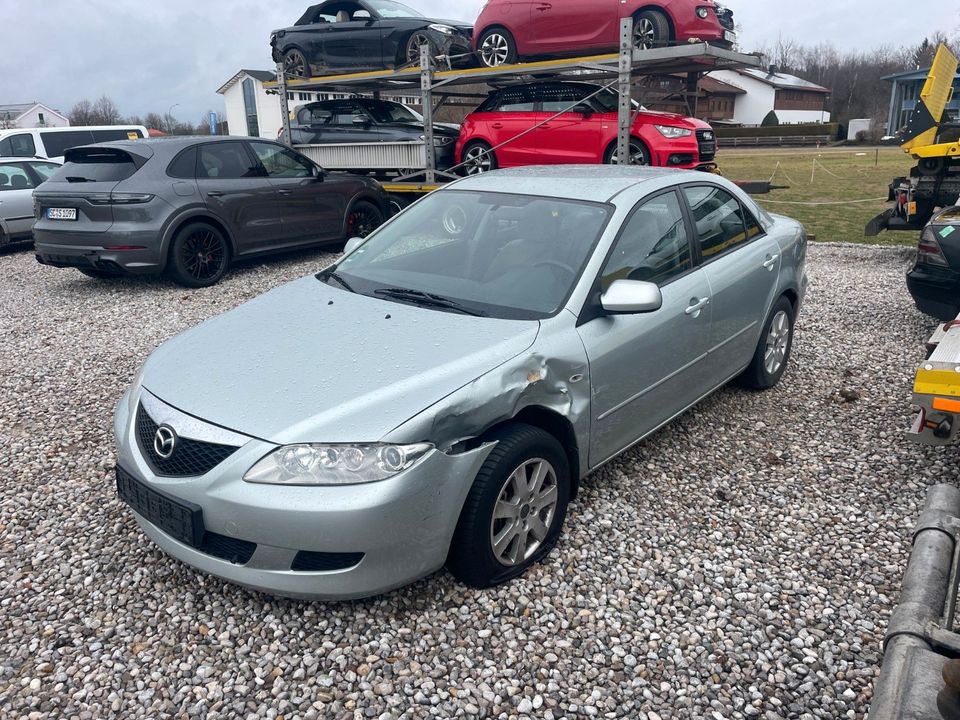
[47, 208, 77, 221]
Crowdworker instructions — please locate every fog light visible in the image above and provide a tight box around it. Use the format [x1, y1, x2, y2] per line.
[697, 7, 709, 18]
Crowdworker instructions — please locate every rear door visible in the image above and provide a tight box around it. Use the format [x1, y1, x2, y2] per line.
[485, 86, 541, 167]
[528, 0, 618, 53]
[0, 163, 39, 237]
[680, 184, 781, 381]
[195, 142, 281, 254]
[534, 84, 606, 163]
[577, 189, 714, 466]
[247, 140, 345, 245]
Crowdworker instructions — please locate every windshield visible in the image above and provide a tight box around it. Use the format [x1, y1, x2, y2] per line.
[593, 87, 639, 113]
[363, 101, 420, 124]
[326, 190, 612, 320]
[367, 0, 424, 18]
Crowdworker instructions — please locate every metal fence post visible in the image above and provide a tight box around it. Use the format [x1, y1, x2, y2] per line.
[617, 17, 633, 165]
[277, 61, 292, 147]
[420, 44, 436, 183]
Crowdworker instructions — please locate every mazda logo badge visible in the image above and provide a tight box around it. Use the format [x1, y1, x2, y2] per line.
[154, 426, 178, 460]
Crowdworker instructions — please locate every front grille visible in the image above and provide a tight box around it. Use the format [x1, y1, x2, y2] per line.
[199, 532, 256, 565]
[135, 403, 240, 478]
[291, 551, 365, 572]
[696, 129, 717, 162]
[716, 7, 735, 31]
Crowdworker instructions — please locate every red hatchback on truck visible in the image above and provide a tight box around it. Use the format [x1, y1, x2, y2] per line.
[474, 0, 735, 67]
[455, 81, 717, 174]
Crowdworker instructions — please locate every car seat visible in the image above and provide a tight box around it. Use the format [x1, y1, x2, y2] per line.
[10, 175, 29, 189]
[0, 175, 8, 188]
[336, 10, 351, 22]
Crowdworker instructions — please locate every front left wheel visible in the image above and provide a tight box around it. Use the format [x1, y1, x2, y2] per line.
[283, 48, 309, 78]
[405, 32, 438, 65]
[447, 423, 571, 588]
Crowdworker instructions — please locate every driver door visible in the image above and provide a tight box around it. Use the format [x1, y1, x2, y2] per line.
[323, 4, 383, 70]
[577, 189, 714, 466]
[528, 0, 619, 53]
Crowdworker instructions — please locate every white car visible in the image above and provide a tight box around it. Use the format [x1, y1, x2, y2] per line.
[0, 157, 60, 247]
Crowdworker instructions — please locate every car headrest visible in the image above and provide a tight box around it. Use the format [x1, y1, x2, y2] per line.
[11, 174, 28, 189]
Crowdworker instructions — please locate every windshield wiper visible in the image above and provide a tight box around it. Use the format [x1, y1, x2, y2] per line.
[323, 270, 354, 293]
[65, 176, 94, 183]
[374, 288, 486, 317]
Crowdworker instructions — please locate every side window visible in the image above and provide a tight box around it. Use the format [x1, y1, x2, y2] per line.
[601, 191, 691, 290]
[497, 88, 535, 113]
[27, 162, 60, 181]
[0, 133, 37, 157]
[328, 103, 360, 125]
[682, 186, 754, 259]
[248, 142, 313, 178]
[39, 130, 94, 158]
[167, 147, 199, 179]
[538, 85, 587, 113]
[196, 143, 260, 179]
[0, 164, 36, 191]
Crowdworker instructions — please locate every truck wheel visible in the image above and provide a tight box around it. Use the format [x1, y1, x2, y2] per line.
[633, 10, 671, 50]
[462, 142, 497, 175]
[447, 423, 570, 588]
[739, 296, 795, 389]
[167, 222, 230, 288]
[604, 139, 650, 166]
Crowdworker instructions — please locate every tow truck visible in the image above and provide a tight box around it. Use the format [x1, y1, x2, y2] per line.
[866, 43, 960, 237]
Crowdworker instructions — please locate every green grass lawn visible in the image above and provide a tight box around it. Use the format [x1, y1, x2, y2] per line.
[718, 147, 917, 246]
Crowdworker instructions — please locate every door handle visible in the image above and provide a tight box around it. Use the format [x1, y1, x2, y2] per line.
[492, 122, 504, 129]
[206, 191, 225, 197]
[685, 297, 710, 316]
[277, 189, 293, 196]
[536, 3, 552, 10]
[762, 253, 779, 270]
[541, 123, 551, 129]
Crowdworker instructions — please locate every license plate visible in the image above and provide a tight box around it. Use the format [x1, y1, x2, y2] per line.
[723, 30, 736, 42]
[116, 466, 204, 547]
[46, 208, 77, 221]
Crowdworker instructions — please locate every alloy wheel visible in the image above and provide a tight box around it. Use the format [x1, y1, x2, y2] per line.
[407, 33, 433, 64]
[633, 18, 657, 50]
[347, 206, 381, 237]
[464, 146, 493, 174]
[284, 50, 307, 78]
[489, 458, 559, 567]
[480, 33, 510, 67]
[181, 230, 226, 282]
[764, 310, 791, 375]
[607, 142, 649, 166]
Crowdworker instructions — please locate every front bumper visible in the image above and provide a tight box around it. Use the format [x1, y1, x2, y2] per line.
[34, 228, 165, 276]
[907, 266, 960, 321]
[114, 386, 494, 600]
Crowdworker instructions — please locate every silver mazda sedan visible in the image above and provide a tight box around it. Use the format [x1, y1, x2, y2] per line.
[114, 166, 807, 599]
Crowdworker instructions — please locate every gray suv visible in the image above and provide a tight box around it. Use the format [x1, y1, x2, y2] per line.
[33, 137, 389, 287]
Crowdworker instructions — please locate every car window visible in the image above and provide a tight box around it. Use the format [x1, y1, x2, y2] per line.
[601, 191, 691, 290]
[248, 142, 314, 178]
[496, 88, 536, 113]
[366, 0, 424, 17]
[324, 103, 362, 126]
[197, 143, 261, 179]
[363, 102, 418, 124]
[538, 85, 588, 113]
[91, 129, 144, 142]
[682, 186, 760, 259]
[167, 147, 199, 179]
[26, 162, 60, 180]
[0, 163, 35, 191]
[50, 148, 139, 183]
[39, 130, 95, 158]
[0, 133, 37, 157]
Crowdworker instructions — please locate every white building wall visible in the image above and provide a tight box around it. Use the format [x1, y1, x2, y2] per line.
[709, 71, 776, 125]
[221, 76, 329, 139]
[222, 85, 248, 137]
[15, 105, 69, 128]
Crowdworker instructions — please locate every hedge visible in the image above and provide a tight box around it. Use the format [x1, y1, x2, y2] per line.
[714, 123, 839, 139]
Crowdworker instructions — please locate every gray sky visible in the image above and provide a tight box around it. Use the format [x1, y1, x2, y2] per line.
[1, 0, 958, 123]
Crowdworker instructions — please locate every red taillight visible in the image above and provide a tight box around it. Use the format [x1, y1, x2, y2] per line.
[918, 228, 949, 267]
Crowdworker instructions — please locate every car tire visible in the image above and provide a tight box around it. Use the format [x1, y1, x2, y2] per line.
[461, 141, 497, 175]
[405, 32, 438, 66]
[345, 200, 385, 239]
[739, 296, 795, 389]
[604, 139, 651, 166]
[633, 10, 672, 50]
[167, 222, 230, 289]
[477, 27, 518, 67]
[283, 48, 309, 78]
[447, 423, 571, 588]
[78, 268, 121, 280]
[388, 195, 410, 216]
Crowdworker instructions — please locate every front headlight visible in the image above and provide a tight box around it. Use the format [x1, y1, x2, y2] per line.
[655, 125, 693, 138]
[243, 443, 433, 486]
[428, 24, 455, 35]
[420, 134, 455, 146]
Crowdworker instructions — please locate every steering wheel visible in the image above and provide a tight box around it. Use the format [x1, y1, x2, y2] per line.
[531, 259, 577, 282]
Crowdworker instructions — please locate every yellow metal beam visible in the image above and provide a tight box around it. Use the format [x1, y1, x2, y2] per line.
[915, 367, 960, 398]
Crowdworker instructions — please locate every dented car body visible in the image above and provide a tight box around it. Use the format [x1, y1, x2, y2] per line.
[114, 166, 807, 599]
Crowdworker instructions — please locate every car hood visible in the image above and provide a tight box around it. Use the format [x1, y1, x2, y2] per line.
[634, 109, 711, 129]
[140, 277, 539, 445]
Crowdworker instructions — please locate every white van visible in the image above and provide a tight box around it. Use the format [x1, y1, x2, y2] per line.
[0, 125, 150, 162]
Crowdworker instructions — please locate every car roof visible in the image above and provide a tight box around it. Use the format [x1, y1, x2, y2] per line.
[450, 166, 695, 203]
[0, 157, 61, 163]
[64, 135, 273, 159]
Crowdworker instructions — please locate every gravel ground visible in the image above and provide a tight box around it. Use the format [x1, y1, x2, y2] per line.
[0, 242, 955, 720]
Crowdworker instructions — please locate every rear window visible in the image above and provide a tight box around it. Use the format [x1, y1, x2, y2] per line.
[49, 148, 139, 183]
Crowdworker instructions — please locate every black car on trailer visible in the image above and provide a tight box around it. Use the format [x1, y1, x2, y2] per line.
[907, 206, 960, 320]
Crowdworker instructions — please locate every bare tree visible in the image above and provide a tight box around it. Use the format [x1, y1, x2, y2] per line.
[89, 95, 122, 125]
[68, 99, 96, 126]
[144, 112, 165, 132]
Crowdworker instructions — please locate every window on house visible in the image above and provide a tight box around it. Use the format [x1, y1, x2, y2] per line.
[243, 78, 260, 137]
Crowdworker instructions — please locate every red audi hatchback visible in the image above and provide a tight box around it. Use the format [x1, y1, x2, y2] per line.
[474, 0, 736, 67]
[455, 82, 716, 174]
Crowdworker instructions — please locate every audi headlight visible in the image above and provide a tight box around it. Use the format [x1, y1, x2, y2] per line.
[655, 125, 693, 138]
[243, 443, 433, 486]
[428, 24, 455, 34]
[420, 134, 455, 146]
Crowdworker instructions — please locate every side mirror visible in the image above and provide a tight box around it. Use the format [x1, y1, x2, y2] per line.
[344, 236, 366, 255]
[573, 103, 594, 117]
[352, 115, 371, 126]
[600, 280, 662, 314]
[312, 163, 325, 181]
